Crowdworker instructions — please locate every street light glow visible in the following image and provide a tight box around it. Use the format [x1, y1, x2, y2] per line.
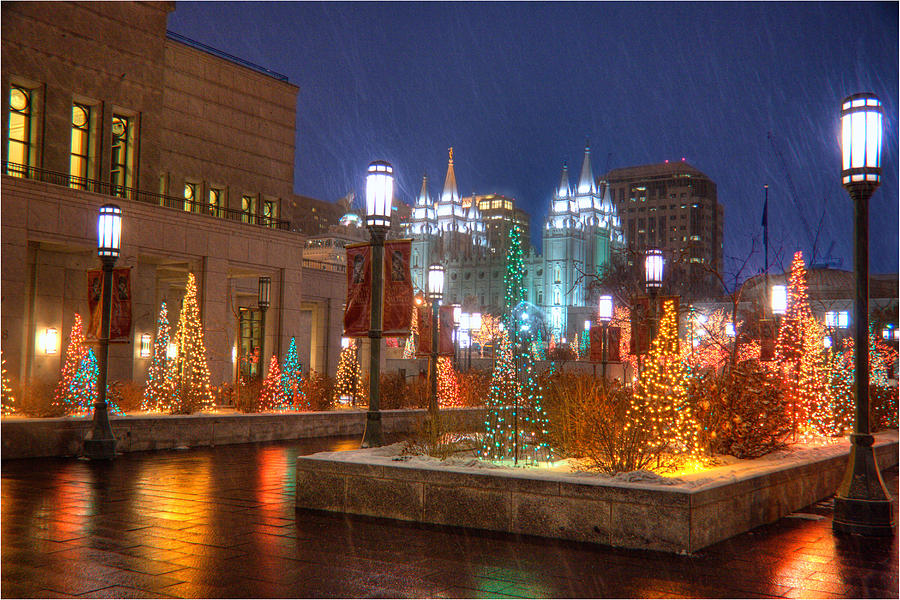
[365, 160, 393, 228]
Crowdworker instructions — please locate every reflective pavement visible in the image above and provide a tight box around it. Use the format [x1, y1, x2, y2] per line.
[2, 435, 897, 598]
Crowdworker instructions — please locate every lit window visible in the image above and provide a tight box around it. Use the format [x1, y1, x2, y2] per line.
[555, 265, 561, 283]
[70, 103, 93, 188]
[110, 113, 134, 197]
[554, 288, 561, 305]
[825, 311, 850, 328]
[184, 182, 199, 212]
[262, 199, 277, 228]
[208, 187, 223, 217]
[241, 195, 257, 224]
[7, 84, 35, 177]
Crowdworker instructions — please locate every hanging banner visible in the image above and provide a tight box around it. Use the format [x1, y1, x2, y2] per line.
[87, 268, 132, 342]
[589, 327, 603, 362]
[343, 243, 371, 337]
[607, 327, 621, 362]
[589, 326, 622, 363]
[630, 297, 651, 355]
[382, 240, 413, 336]
[439, 305, 454, 356]
[416, 303, 432, 357]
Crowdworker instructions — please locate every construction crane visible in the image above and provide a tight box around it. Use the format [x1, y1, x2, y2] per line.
[767, 131, 820, 263]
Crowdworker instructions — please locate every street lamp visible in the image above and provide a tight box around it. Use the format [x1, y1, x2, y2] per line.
[771, 285, 787, 316]
[833, 92, 894, 536]
[452, 304, 461, 369]
[84, 203, 121, 460]
[361, 160, 393, 448]
[427, 264, 444, 416]
[598, 294, 613, 378]
[257, 276, 270, 380]
[644, 249, 664, 342]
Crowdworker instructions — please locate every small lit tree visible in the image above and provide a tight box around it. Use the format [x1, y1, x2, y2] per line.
[437, 357, 462, 407]
[169, 273, 214, 413]
[51, 314, 88, 414]
[1, 351, 16, 415]
[259, 356, 289, 411]
[142, 302, 175, 412]
[334, 340, 363, 406]
[280, 337, 305, 408]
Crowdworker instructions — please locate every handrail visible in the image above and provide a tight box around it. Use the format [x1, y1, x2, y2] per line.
[2, 162, 292, 231]
[302, 258, 346, 273]
[166, 31, 290, 82]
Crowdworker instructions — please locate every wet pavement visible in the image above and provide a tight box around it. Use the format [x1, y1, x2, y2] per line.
[2, 435, 897, 599]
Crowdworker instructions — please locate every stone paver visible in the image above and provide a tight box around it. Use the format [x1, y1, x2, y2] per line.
[2, 435, 897, 598]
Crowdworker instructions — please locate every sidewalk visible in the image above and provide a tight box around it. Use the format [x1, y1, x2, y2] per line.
[2, 435, 897, 598]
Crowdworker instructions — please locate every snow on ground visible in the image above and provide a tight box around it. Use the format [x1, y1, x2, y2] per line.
[309, 430, 899, 492]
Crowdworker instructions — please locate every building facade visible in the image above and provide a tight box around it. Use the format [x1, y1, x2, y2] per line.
[605, 161, 724, 293]
[2, 1, 345, 398]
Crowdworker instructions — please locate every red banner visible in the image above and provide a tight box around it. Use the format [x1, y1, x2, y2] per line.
[630, 297, 651, 355]
[416, 304, 432, 357]
[590, 327, 603, 362]
[439, 305, 454, 356]
[383, 240, 413, 336]
[87, 268, 133, 342]
[607, 327, 621, 362]
[343, 244, 371, 337]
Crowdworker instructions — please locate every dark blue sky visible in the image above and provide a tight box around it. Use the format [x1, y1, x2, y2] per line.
[169, 2, 898, 276]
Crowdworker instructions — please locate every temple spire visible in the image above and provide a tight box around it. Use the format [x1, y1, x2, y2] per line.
[441, 147, 459, 204]
[577, 144, 594, 195]
[417, 173, 430, 206]
[558, 162, 570, 198]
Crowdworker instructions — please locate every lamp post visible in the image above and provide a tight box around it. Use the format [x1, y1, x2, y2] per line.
[460, 312, 470, 372]
[644, 249, 664, 342]
[361, 160, 393, 448]
[427, 264, 444, 416]
[452, 304, 461, 370]
[771, 284, 787, 316]
[598, 294, 613, 379]
[84, 204, 121, 460]
[257, 276, 270, 380]
[833, 92, 894, 536]
[470, 312, 481, 370]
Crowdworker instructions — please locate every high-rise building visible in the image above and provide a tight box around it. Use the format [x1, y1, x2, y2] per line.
[464, 193, 531, 254]
[605, 161, 724, 293]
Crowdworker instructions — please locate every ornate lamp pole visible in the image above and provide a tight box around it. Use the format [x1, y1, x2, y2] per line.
[459, 312, 470, 372]
[361, 160, 393, 448]
[427, 264, 444, 416]
[833, 92, 894, 536]
[84, 204, 121, 460]
[257, 276, 271, 380]
[452, 304, 461, 369]
[598, 294, 613, 379]
[469, 312, 481, 371]
[644, 249, 664, 342]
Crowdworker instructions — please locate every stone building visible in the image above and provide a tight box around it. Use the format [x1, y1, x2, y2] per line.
[2, 1, 344, 397]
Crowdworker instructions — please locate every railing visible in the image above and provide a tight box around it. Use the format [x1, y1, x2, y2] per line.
[3, 162, 292, 231]
[302, 258, 346, 273]
[166, 31, 290, 82]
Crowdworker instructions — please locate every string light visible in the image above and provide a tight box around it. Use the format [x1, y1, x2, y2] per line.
[437, 357, 462, 407]
[334, 339, 363, 406]
[141, 302, 175, 412]
[1, 352, 14, 415]
[259, 356, 290, 410]
[168, 273, 214, 413]
[281, 337, 306, 409]
[51, 314, 87, 414]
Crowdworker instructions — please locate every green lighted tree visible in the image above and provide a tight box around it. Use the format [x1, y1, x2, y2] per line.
[142, 302, 176, 412]
[51, 314, 88, 414]
[280, 337, 305, 408]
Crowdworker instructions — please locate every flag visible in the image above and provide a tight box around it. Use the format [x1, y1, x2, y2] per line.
[439, 305, 454, 356]
[382, 240, 413, 336]
[416, 303, 432, 357]
[87, 268, 132, 342]
[343, 243, 371, 337]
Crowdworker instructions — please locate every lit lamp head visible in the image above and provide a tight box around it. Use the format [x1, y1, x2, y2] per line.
[598, 295, 613, 324]
[460, 312, 470, 332]
[771, 284, 787, 316]
[97, 204, 122, 262]
[365, 160, 393, 230]
[452, 304, 461, 327]
[841, 93, 882, 194]
[644, 249, 664, 290]
[427, 264, 444, 301]
[258, 276, 271, 310]
[470, 312, 482, 331]
[584, 319, 591, 331]
[140, 333, 152, 358]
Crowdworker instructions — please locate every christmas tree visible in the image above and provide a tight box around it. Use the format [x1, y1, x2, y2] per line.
[627, 298, 701, 469]
[1, 351, 16, 415]
[51, 314, 88, 414]
[481, 225, 552, 464]
[334, 339, 363, 406]
[168, 273, 214, 413]
[68, 348, 99, 415]
[280, 337, 305, 409]
[402, 302, 419, 359]
[437, 357, 462, 407]
[259, 356, 290, 410]
[141, 302, 175, 412]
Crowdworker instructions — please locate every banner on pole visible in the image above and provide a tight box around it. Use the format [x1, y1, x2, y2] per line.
[343, 243, 371, 337]
[607, 327, 621, 362]
[416, 304, 432, 357]
[439, 305, 454, 356]
[630, 297, 651, 355]
[382, 240, 413, 336]
[87, 268, 132, 342]
[589, 327, 603, 362]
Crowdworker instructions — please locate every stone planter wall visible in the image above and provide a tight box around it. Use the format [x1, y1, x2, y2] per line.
[1, 407, 485, 459]
[295, 433, 898, 554]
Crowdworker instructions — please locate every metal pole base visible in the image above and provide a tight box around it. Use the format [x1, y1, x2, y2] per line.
[83, 438, 116, 460]
[361, 410, 384, 448]
[833, 434, 895, 536]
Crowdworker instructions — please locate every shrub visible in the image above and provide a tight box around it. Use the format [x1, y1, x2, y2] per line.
[108, 380, 143, 413]
[233, 378, 262, 413]
[457, 370, 490, 407]
[380, 372, 427, 409]
[691, 362, 792, 459]
[301, 371, 333, 411]
[403, 411, 478, 460]
[871, 383, 899, 431]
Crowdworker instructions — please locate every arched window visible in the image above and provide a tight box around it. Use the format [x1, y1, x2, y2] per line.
[554, 265, 561, 284]
[554, 288, 561, 306]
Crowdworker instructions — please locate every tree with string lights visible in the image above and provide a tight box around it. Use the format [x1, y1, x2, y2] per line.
[280, 337, 305, 409]
[1, 352, 16, 415]
[168, 273, 214, 413]
[334, 339, 363, 406]
[51, 314, 88, 414]
[259, 356, 290, 411]
[142, 302, 175, 412]
[437, 356, 462, 407]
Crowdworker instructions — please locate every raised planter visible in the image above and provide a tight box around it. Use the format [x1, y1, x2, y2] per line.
[1, 407, 485, 459]
[295, 431, 898, 554]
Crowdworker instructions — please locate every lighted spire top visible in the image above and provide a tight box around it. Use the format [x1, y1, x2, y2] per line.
[577, 145, 595, 195]
[417, 173, 430, 207]
[557, 162, 571, 198]
[441, 147, 460, 204]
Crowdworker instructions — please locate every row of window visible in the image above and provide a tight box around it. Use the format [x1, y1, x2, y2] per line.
[178, 180, 278, 227]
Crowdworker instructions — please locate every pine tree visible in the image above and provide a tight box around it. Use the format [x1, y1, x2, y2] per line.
[259, 356, 290, 410]
[280, 337, 305, 409]
[68, 348, 99, 415]
[334, 340, 362, 406]
[402, 302, 418, 359]
[168, 273, 214, 413]
[481, 225, 552, 464]
[1, 351, 16, 415]
[142, 302, 175, 412]
[437, 357, 462, 407]
[51, 314, 88, 414]
[627, 298, 700, 468]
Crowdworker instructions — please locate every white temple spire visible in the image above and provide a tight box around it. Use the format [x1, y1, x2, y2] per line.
[576, 144, 595, 195]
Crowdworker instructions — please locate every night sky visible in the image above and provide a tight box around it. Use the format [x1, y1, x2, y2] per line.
[168, 2, 898, 278]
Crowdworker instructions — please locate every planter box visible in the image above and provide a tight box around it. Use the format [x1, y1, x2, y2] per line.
[295, 432, 898, 554]
[1, 407, 485, 459]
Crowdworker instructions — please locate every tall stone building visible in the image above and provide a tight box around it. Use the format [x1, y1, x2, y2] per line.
[605, 161, 724, 293]
[406, 145, 623, 339]
[2, 2, 345, 396]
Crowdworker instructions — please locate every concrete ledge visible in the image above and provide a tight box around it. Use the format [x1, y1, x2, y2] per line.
[295, 432, 898, 554]
[1, 407, 485, 459]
